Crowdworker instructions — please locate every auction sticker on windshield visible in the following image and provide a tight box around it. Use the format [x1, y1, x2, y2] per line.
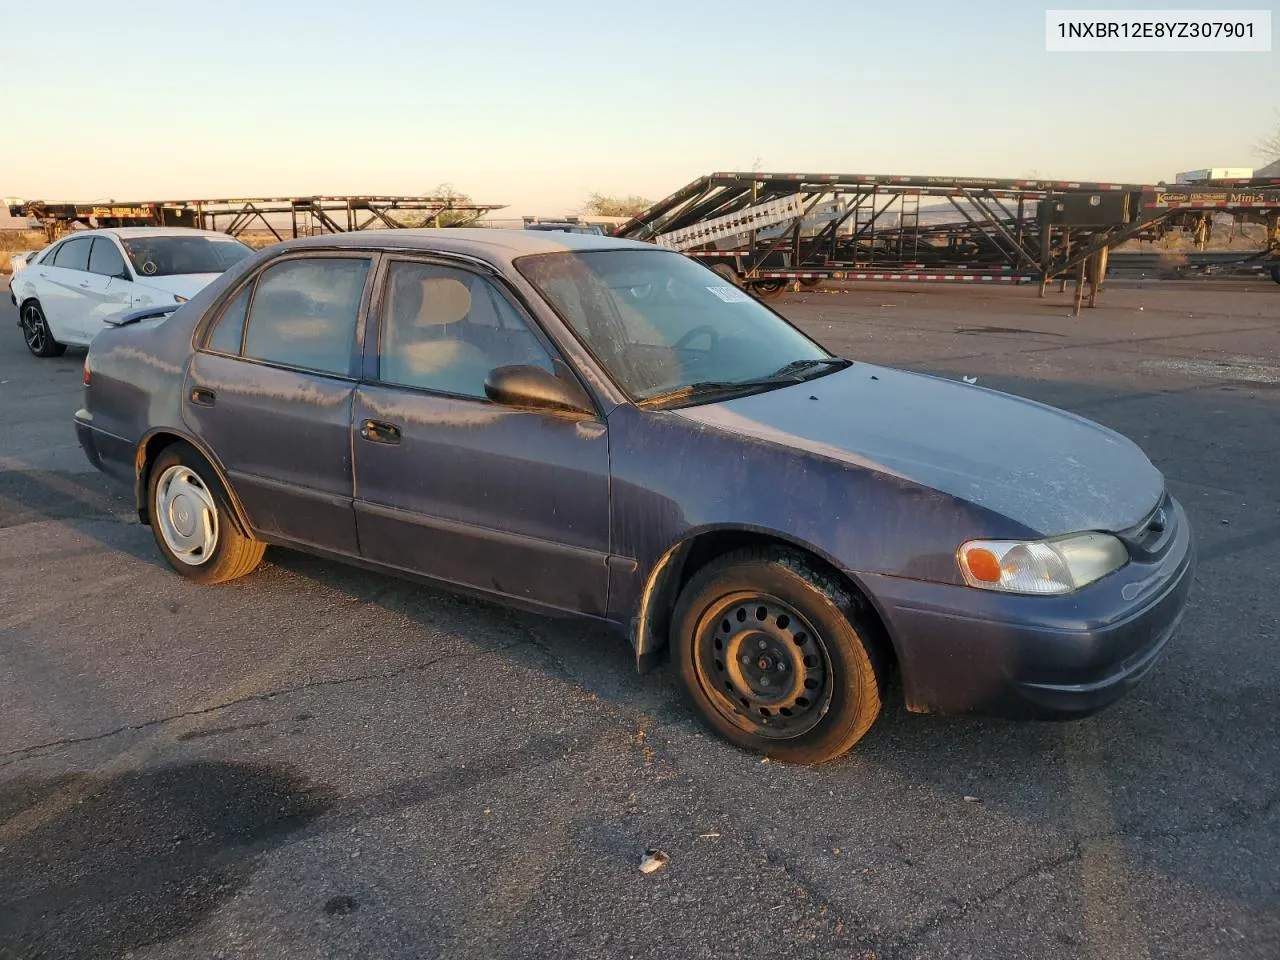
[707, 285, 752, 303]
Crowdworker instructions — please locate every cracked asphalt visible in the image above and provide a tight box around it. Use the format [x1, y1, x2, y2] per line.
[1, 278, 1277, 960]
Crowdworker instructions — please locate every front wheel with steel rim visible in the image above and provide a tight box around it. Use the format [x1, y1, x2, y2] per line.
[19, 301, 66, 358]
[672, 547, 886, 764]
[146, 441, 265, 584]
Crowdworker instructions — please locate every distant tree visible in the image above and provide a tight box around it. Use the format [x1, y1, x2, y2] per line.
[399, 182, 482, 227]
[1255, 112, 1280, 163]
[582, 192, 653, 219]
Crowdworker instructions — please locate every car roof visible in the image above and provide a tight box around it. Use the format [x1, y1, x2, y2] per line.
[62, 226, 242, 241]
[270, 227, 657, 265]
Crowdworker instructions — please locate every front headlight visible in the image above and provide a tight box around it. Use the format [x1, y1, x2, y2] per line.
[173, 294, 188, 304]
[957, 533, 1128, 595]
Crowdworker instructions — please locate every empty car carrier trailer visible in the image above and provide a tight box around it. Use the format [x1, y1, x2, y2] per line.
[612, 171, 1280, 311]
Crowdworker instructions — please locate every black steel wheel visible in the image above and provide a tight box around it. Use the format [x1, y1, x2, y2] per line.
[693, 593, 832, 739]
[800, 277, 823, 289]
[672, 547, 887, 764]
[19, 301, 65, 358]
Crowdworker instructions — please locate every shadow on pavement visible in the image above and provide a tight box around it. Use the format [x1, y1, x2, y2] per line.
[0, 761, 333, 960]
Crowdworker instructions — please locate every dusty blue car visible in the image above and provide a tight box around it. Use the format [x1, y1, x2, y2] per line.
[73, 230, 1194, 763]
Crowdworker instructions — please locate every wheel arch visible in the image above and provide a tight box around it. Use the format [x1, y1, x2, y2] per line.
[632, 525, 900, 676]
[135, 428, 252, 536]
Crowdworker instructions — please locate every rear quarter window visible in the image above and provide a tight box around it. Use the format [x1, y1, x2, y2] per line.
[204, 284, 252, 355]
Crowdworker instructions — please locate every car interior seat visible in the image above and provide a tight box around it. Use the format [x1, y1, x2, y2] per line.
[381, 271, 494, 394]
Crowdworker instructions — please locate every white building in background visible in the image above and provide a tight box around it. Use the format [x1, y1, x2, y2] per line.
[1174, 167, 1254, 183]
[0, 198, 35, 231]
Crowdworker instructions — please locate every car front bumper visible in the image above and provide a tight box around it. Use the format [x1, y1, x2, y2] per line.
[861, 496, 1195, 719]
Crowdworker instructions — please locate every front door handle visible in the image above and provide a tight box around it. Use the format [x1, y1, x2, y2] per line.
[359, 419, 401, 444]
[79, 281, 91, 288]
[190, 386, 216, 407]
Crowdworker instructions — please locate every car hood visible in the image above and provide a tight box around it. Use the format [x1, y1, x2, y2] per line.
[132, 274, 222, 299]
[675, 364, 1164, 536]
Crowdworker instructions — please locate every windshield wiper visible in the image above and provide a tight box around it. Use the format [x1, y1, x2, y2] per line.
[640, 357, 851, 409]
[765, 357, 852, 380]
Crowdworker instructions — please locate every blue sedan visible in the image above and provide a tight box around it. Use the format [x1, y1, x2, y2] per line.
[73, 230, 1194, 763]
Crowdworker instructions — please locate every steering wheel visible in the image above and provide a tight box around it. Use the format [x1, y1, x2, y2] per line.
[674, 324, 719, 354]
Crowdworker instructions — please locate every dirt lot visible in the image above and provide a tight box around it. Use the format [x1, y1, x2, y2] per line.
[0, 280, 1277, 960]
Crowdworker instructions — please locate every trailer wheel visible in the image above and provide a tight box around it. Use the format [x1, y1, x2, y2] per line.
[750, 280, 787, 301]
[711, 263, 741, 287]
[800, 277, 823, 289]
[1271, 265, 1280, 285]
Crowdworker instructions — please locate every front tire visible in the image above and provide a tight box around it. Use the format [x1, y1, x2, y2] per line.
[671, 547, 886, 764]
[147, 442, 265, 584]
[19, 301, 66, 358]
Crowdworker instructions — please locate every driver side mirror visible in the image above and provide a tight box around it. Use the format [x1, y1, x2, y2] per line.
[483, 364, 595, 416]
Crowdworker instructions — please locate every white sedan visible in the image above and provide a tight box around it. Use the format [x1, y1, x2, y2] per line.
[10, 227, 254, 357]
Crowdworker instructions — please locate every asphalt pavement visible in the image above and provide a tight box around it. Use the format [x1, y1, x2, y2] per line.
[1, 280, 1277, 960]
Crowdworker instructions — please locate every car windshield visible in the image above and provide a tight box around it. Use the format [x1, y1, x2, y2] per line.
[516, 249, 835, 403]
[120, 236, 253, 278]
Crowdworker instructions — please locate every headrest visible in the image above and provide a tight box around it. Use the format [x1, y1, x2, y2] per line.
[413, 276, 471, 327]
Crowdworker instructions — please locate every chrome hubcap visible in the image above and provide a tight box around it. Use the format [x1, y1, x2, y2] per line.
[155, 465, 218, 565]
[20, 305, 45, 353]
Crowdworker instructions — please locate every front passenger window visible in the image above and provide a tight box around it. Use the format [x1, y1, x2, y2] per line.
[88, 238, 128, 278]
[378, 262, 554, 398]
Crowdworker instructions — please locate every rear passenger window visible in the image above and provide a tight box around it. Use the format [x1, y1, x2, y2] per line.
[205, 284, 252, 355]
[52, 236, 92, 271]
[241, 258, 370, 376]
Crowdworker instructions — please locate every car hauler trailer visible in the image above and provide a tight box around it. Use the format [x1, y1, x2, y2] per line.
[5, 195, 506, 242]
[615, 171, 1280, 308]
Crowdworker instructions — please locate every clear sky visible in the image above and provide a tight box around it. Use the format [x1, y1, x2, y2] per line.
[3, 0, 1276, 215]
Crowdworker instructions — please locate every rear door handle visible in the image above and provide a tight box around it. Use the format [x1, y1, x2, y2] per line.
[359, 419, 401, 444]
[190, 386, 216, 407]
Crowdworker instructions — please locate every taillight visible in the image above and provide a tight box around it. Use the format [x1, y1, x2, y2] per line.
[82, 356, 92, 386]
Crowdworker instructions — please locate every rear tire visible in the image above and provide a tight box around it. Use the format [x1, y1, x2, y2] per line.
[749, 279, 787, 301]
[711, 263, 741, 286]
[671, 547, 886, 764]
[19, 301, 66, 358]
[146, 442, 264, 584]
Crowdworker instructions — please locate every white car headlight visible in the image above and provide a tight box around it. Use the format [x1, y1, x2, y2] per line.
[173, 294, 188, 304]
[957, 533, 1128, 595]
